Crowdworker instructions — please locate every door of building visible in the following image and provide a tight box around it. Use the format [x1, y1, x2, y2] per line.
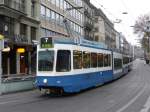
[20, 53, 26, 74]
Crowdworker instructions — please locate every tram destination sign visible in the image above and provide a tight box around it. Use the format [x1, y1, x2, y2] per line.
[40, 37, 53, 48]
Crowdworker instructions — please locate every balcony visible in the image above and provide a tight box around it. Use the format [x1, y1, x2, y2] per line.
[0, 0, 25, 14]
[84, 22, 94, 31]
[84, 10, 92, 19]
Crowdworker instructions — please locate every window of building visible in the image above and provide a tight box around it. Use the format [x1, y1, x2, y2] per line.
[83, 51, 90, 68]
[95, 35, 99, 41]
[56, 50, 71, 72]
[60, 0, 64, 9]
[20, 23, 27, 37]
[31, 0, 35, 17]
[91, 53, 97, 68]
[73, 50, 82, 69]
[46, 8, 51, 20]
[31, 27, 36, 40]
[56, 13, 60, 23]
[51, 11, 56, 22]
[41, 5, 46, 17]
[41, 28, 46, 37]
[64, 0, 67, 10]
[51, 0, 55, 5]
[56, 0, 60, 7]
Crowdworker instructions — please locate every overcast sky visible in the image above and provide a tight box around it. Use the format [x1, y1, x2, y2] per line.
[91, 0, 150, 45]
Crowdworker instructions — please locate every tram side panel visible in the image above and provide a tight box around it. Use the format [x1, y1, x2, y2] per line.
[36, 37, 115, 93]
[113, 52, 123, 79]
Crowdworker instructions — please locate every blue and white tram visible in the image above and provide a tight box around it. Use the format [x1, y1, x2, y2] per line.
[36, 37, 113, 93]
[35, 37, 132, 94]
[113, 52, 123, 79]
[122, 55, 131, 75]
[128, 56, 133, 71]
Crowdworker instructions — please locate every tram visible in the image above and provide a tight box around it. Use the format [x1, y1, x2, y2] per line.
[35, 36, 133, 94]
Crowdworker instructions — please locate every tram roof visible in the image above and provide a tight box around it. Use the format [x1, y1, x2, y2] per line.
[41, 36, 108, 49]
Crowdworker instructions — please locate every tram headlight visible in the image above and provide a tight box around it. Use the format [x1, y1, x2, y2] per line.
[43, 79, 48, 84]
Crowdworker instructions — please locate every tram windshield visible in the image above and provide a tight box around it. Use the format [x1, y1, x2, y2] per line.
[38, 51, 54, 71]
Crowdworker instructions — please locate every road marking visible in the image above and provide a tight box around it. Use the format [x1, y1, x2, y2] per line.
[116, 86, 146, 112]
[0, 100, 19, 105]
[140, 95, 150, 112]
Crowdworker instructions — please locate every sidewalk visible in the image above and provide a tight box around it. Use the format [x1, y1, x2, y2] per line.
[0, 75, 35, 95]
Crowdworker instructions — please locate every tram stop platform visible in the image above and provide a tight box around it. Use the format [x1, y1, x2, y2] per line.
[0, 75, 35, 95]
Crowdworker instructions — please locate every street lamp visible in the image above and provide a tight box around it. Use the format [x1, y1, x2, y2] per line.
[122, 12, 128, 14]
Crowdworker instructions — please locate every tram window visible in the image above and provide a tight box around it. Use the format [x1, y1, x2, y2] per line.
[104, 54, 111, 67]
[91, 53, 97, 68]
[38, 51, 54, 71]
[98, 53, 103, 67]
[83, 51, 90, 68]
[108, 54, 111, 66]
[56, 50, 71, 72]
[123, 57, 129, 64]
[73, 50, 82, 69]
[114, 58, 122, 70]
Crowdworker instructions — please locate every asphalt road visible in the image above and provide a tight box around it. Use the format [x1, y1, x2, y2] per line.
[0, 59, 150, 112]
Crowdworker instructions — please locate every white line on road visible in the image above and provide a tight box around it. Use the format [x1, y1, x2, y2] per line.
[140, 95, 150, 112]
[116, 86, 146, 112]
[0, 100, 19, 105]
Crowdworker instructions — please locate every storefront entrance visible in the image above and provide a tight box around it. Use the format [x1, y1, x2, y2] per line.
[20, 53, 27, 74]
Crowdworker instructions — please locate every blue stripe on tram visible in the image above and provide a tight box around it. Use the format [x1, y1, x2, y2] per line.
[36, 70, 113, 93]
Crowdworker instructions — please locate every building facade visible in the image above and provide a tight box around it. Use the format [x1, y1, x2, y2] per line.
[0, 0, 40, 94]
[83, 0, 96, 40]
[0, 0, 40, 77]
[94, 8, 116, 49]
[40, 0, 84, 39]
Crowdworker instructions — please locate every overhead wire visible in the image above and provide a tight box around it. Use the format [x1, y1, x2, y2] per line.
[91, 0, 134, 44]
[92, 0, 121, 22]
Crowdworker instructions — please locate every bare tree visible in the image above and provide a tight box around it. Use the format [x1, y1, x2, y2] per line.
[133, 14, 150, 51]
[134, 15, 150, 37]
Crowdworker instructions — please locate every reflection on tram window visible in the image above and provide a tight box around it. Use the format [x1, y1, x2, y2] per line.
[123, 57, 129, 64]
[56, 50, 71, 72]
[114, 58, 122, 70]
[91, 53, 97, 68]
[104, 54, 111, 67]
[83, 51, 90, 68]
[38, 51, 54, 71]
[98, 53, 103, 67]
[73, 50, 82, 69]
[108, 54, 111, 66]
